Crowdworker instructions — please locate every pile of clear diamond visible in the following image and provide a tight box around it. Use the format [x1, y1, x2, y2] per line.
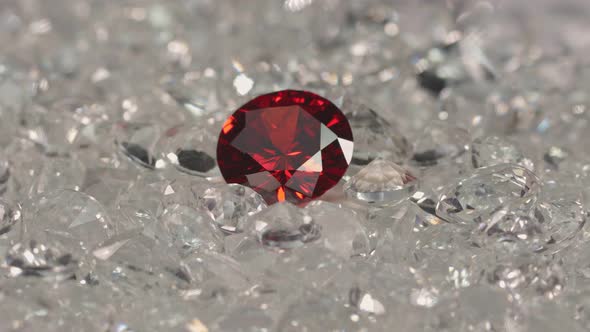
[1, 0, 590, 331]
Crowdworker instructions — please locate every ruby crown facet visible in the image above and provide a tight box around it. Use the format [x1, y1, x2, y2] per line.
[216, 90, 353, 205]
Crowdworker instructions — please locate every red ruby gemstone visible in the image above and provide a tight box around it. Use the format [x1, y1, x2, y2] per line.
[216, 90, 354, 205]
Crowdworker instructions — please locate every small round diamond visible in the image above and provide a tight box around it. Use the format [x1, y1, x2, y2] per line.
[216, 90, 354, 205]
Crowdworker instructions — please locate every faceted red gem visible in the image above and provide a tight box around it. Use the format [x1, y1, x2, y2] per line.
[216, 90, 354, 205]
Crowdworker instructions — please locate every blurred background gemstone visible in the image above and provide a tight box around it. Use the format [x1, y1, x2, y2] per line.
[342, 97, 411, 169]
[155, 120, 221, 178]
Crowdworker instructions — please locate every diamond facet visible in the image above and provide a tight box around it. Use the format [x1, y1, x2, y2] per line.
[217, 90, 353, 205]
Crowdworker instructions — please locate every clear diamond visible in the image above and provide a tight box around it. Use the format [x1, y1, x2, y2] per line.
[0, 198, 19, 232]
[373, 202, 470, 279]
[469, 179, 585, 254]
[157, 204, 222, 254]
[83, 168, 136, 208]
[91, 220, 177, 276]
[116, 175, 164, 216]
[471, 135, 533, 170]
[159, 177, 206, 208]
[0, 156, 9, 196]
[242, 202, 308, 244]
[198, 184, 267, 234]
[114, 122, 162, 169]
[178, 250, 252, 292]
[411, 121, 470, 167]
[344, 159, 417, 204]
[470, 197, 546, 252]
[436, 164, 541, 225]
[3, 138, 44, 199]
[261, 222, 321, 250]
[30, 155, 86, 196]
[162, 70, 224, 118]
[0, 199, 21, 252]
[305, 201, 370, 258]
[156, 121, 221, 177]
[24, 190, 115, 256]
[0, 72, 29, 146]
[4, 240, 79, 281]
[342, 97, 410, 167]
[21, 103, 81, 156]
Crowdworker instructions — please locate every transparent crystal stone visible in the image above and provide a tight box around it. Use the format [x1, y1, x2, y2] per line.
[156, 204, 222, 254]
[261, 222, 321, 250]
[412, 160, 470, 210]
[305, 201, 370, 258]
[24, 190, 115, 257]
[439, 86, 488, 134]
[4, 240, 79, 281]
[30, 155, 86, 196]
[159, 176, 207, 208]
[237, 61, 296, 99]
[3, 138, 45, 199]
[0, 72, 29, 146]
[73, 120, 121, 169]
[276, 293, 369, 331]
[242, 202, 310, 247]
[543, 146, 571, 171]
[516, 301, 586, 332]
[0, 199, 21, 253]
[434, 285, 516, 332]
[469, 173, 586, 254]
[82, 168, 137, 208]
[436, 164, 541, 225]
[198, 184, 267, 234]
[225, 233, 280, 275]
[275, 247, 346, 291]
[178, 250, 252, 292]
[162, 70, 224, 118]
[114, 122, 162, 169]
[0, 198, 19, 231]
[21, 103, 82, 156]
[412, 35, 495, 96]
[214, 306, 274, 332]
[115, 176, 163, 218]
[483, 89, 544, 135]
[0, 280, 115, 331]
[91, 222, 177, 276]
[471, 135, 533, 170]
[487, 254, 565, 298]
[470, 197, 547, 252]
[375, 202, 448, 263]
[0, 156, 9, 196]
[536, 198, 586, 254]
[373, 203, 480, 292]
[342, 97, 410, 167]
[411, 121, 470, 167]
[156, 121, 221, 177]
[344, 159, 417, 204]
